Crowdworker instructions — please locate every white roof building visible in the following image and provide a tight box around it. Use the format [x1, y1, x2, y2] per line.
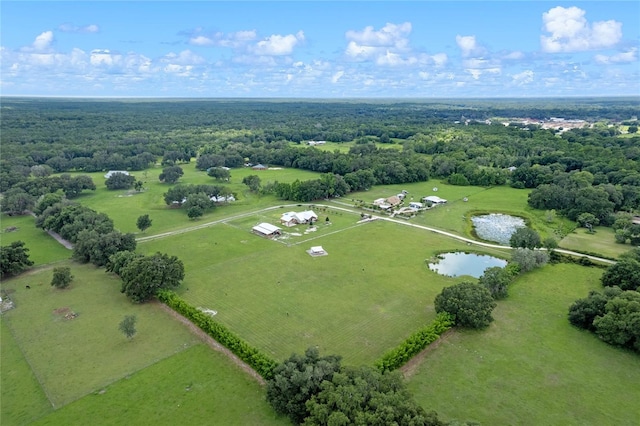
[104, 170, 129, 179]
[280, 210, 318, 226]
[422, 196, 447, 204]
[252, 223, 282, 237]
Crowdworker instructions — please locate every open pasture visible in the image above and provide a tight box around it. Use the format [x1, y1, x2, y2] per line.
[407, 263, 640, 425]
[0, 262, 201, 409]
[0, 214, 71, 266]
[138, 216, 509, 366]
[31, 344, 287, 426]
[290, 140, 404, 153]
[67, 165, 321, 235]
[1, 320, 52, 425]
[559, 226, 633, 259]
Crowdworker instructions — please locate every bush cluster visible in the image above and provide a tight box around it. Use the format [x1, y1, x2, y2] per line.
[568, 286, 640, 353]
[157, 290, 278, 379]
[375, 313, 453, 372]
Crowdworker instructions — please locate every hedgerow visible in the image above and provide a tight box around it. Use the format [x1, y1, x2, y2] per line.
[375, 312, 453, 372]
[157, 290, 278, 379]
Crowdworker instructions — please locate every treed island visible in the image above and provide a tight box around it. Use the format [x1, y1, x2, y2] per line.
[1, 97, 639, 425]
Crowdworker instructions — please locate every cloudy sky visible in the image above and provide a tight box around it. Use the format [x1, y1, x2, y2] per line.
[1, 1, 639, 98]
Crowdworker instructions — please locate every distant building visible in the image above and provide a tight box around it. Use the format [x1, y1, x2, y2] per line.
[252, 164, 268, 170]
[422, 196, 447, 204]
[104, 170, 129, 179]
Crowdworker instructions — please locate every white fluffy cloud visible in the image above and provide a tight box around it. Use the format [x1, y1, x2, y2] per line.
[346, 22, 411, 48]
[161, 50, 205, 65]
[345, 22, 414, 63]
[594, 48, 638, 64]
[512, 70, 534, 85]
[250, 31, 305, 56]
[31, 31, 54, 51]
[456, 35, 478, 57]
[331, 70, 344, 83]
[430, 53, 448, 67]
[541, 6, 622, 52]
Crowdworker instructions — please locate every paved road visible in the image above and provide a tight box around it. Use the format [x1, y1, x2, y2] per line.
[136, 201, 616, 265]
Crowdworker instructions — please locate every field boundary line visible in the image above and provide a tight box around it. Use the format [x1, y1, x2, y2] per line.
[156, 302, 266, 385]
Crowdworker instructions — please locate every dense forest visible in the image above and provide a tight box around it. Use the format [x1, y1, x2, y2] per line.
[1, 97, 639, 236]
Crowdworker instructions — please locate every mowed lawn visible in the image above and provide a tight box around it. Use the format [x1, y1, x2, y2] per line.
[560, 226, 634, 259]
[68, 165, 321, 235]
[407, 263, 640, 425]
[0, 214, 71, 266]
[31, 344, 287, 426]
[0, 262, 201, 409]
[138, 217, 509, 365]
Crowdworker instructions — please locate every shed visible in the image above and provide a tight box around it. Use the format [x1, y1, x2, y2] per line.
[308, 246, 328, 256]
[252, 223, 281, 238]
[252, 164, 268, 170]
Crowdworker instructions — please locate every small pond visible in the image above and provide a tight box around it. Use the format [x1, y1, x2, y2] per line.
[428, 252, 507, 278]
[471, 213, 526, 245]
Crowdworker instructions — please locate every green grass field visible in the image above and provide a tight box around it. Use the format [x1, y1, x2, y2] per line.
[31, 344, 287, 426]
[3, 168, 638, 425]
[0, 319, 52, 425]
[138, 216, 509, 365]
[407, 263, 640, 425]
[559, 226, 634, 259]
[0, 262, 201, 408]
[67, 165, 321, 235]
[290, 140, 404, 153]
[0, 214, 71, 266]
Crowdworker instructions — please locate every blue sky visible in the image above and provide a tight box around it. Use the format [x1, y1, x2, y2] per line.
[1, 1, 639, 98]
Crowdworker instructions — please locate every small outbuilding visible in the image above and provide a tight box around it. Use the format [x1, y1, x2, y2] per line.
[252, 223, 281, 238]
[104, 170, 129, 179]
[307, 246, 328, 256]
[252, 164, 268, 170]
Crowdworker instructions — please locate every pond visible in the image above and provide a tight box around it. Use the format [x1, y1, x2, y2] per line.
[428, 252, 507, 278]
[471, 213, 526, 245]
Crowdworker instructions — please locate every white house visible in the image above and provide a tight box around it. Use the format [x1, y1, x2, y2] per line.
[104, 170, 129, 179]
[252, 223, 282, 238]
[280, 210, 318, 227]
[422, 196, 447, 204]
[409, 201, 423, 209]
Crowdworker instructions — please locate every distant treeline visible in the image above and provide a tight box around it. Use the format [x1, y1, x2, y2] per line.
[1, 98, 639, 225]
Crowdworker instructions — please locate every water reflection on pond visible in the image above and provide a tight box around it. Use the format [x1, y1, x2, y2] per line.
[472, 214, 525, 245]
[428, 252, 507, 278]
